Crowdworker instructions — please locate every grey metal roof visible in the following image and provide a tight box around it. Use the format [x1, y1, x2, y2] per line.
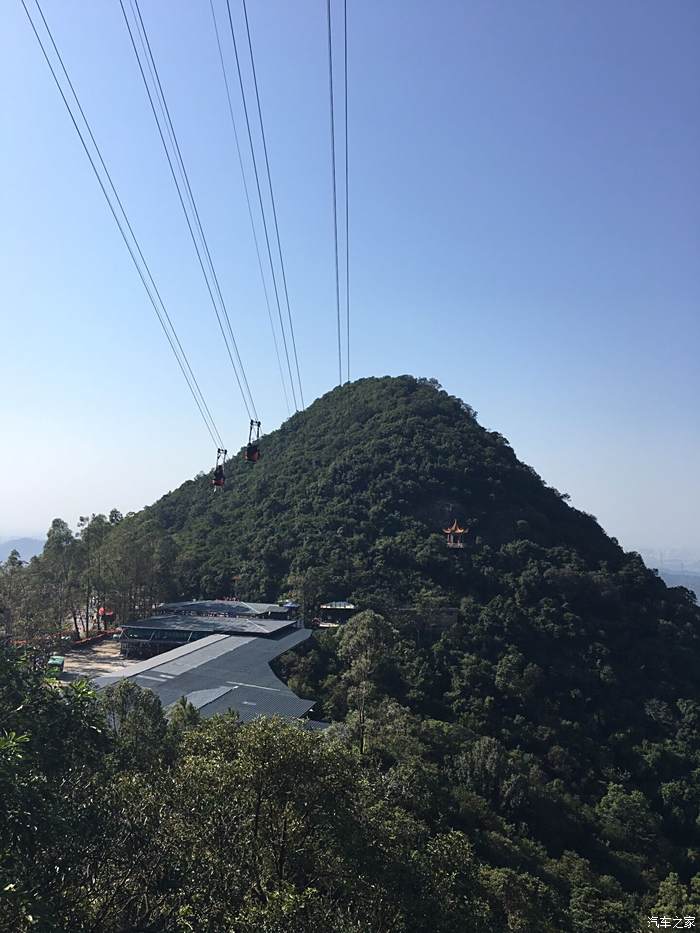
[122, 614, 294, 637]
[95, 627, 317, 723]
[95, 634, 231, 684]
[203, 686, 314, 722]
[160, 600, 285, 616]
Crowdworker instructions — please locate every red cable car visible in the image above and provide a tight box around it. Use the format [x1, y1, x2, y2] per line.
[244, 420, 261, 463]
[212, 448, 227, 489]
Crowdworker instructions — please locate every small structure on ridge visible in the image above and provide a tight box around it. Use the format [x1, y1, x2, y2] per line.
[443, 520, 467, 549]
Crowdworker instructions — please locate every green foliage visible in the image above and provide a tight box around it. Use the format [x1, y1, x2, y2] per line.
[646, 871, 700, 923]
[167, 694, 202, 739]
[2, 375, 700, 928]
[595, 783, 662, 853]
[0, 651, 571, 931]
[100, 679, 171, 771]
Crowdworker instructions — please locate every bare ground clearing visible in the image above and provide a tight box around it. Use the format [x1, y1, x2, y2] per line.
[62, 638, 131, 681]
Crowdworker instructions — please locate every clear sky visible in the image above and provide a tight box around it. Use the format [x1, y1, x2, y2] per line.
[2, 0, 698, 559]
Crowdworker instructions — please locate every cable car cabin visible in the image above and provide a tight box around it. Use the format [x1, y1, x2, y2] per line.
[212, 448, 227, 489]
[244, 420, 261, 463]
[443, 519, 467, 549]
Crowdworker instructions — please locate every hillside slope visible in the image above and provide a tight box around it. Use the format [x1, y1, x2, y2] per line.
[144, 375, 624, 602]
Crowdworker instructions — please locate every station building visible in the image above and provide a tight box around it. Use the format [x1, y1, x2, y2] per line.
[101, 599, 322, 726]
[119, 600, 299, 658]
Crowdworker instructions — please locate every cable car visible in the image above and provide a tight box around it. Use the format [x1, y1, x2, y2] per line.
[212, 448, 227, 489]
[244, 420, 261, 463]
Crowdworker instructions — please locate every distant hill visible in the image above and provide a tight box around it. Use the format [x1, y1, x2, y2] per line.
[0, 537, 44, 562]
[658, 569, 700, 595]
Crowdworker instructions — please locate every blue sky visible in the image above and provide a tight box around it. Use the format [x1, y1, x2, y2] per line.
[2, 0, 698, 559]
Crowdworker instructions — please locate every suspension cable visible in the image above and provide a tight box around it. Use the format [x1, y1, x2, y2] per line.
[241, 0, 305, 408]
[225, 0, 298, 411]
[209, 0, 291, 416]
[120, 0, 258, 421]
[128, 0, 257, 421]
[327, 0, 343, 386]
[343, 0, 350, 384]
[129, 0, 258, 424]
[22, 0, 224, 449]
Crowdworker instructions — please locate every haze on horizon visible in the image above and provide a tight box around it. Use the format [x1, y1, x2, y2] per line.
[2, 0, 698, 560]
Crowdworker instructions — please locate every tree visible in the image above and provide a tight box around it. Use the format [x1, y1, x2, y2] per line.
[42, 518, 84, 637]
[100, 680, 170, 771]
[644, 872, 700, 926]
[454, 736, 528, 816]
[0, 650, 110, 931]
[168, 695, 201, 739]
[595, 783, 662, 853]
[0, 550, 26, 637]
[337, 610, 399, 686]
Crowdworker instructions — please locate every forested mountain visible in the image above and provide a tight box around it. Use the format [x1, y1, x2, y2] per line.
[2, 375, 700, 930]
[136, 374, 626, 601]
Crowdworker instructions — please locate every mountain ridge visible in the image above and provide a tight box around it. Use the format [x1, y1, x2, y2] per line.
[139, 375, 632, 607]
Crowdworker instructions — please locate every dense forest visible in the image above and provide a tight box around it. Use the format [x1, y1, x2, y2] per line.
[2, 375, 700, 930]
